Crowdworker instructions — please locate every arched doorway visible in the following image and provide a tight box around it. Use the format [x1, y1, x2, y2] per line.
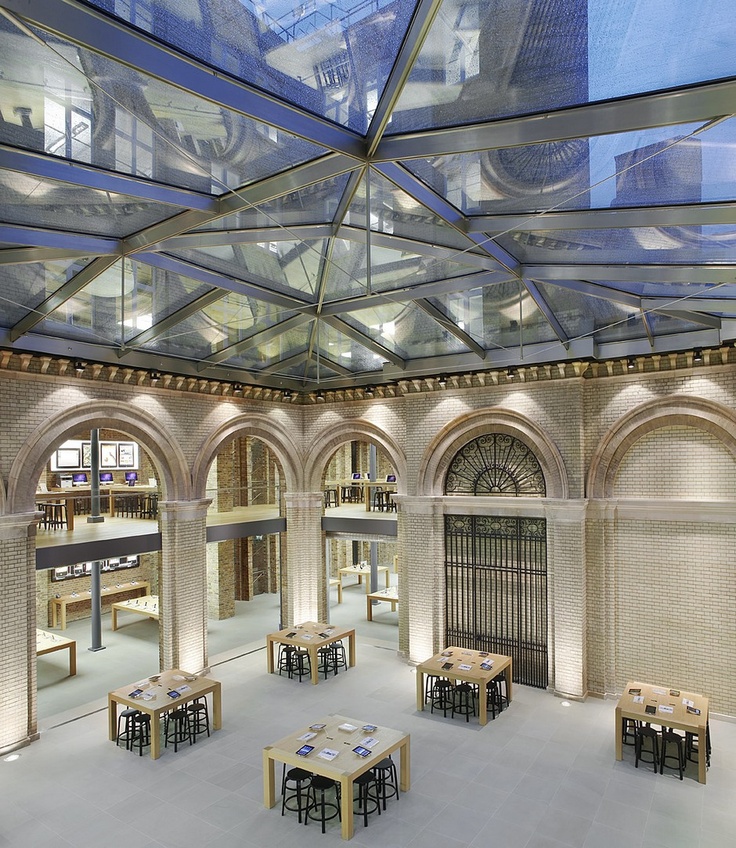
[444, 433, 548, 688]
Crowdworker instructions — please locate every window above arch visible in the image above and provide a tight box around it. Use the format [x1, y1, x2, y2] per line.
[444, 433, 546, 497]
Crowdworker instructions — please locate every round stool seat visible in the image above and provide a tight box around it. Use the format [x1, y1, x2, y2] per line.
[372, 756, 399, 810]
[116, 708, 141, 749]
[304, 775, 341, 833]
[282, 766, 312, 822]
[353, 770, 380, 827]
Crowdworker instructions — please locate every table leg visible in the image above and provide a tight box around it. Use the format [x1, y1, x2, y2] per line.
[614, 706, 623, 761]
[366, 596, 373, 621]
[69, 642, 76, 676]
[266, 637, 275, 674]
[111, 606, 118, 631]
[505, 664, 513, 702]
[416, 669, 425, 711]
[478, 683, 488, 725]
[60, 602, 67, 631]
[263, 749, 276, 807]
[340, 776, 354, 839]
[66, 498, 75, 531]
[212, 682, 222, 730]
[337, 581, 342, 603]
[399, 738, 411, 791]
[108, 695, 117, 741]
[384, 570, 390, 588]
[348, 633, 356, 667]
[310, 647, 319, 684]
[150, 715, 161, 759]
[697, 726, 707, 784]
[51, 601, 58, 629]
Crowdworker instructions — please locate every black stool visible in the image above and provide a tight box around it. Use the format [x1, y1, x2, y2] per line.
[622, 716, 637, 747]
[660, 729, 686, 779]
[289, 649, 312, 682]
[486, 678, 505, 720]
[304, 775, 341, 833]
[278, 645, 296, 676]
[116, 708, 141, 749]
[186, 696, 210, 741]
[635, 724, 659, 772]
[353, 770, 381, 827]
[373, 756, 399, 811]
[281, 765, 312, 823]
[430, 678, 454, 717]
[317, 645, 338, 679]
[453, 682, 477, 722]
[686, 723, 711, 768]
[324, 488, 338, 508]
[129, 713, 151, 756]
[164, 707, 193, 752]
[332, 640, 348, 673]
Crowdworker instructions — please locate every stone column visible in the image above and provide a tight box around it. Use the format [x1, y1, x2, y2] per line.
[283, 492, 324, 626]
[547, 501, 588, 699]
[158, 499, 211, 672]
[0, 513, 40, 753]
[396, 496, 446, 663]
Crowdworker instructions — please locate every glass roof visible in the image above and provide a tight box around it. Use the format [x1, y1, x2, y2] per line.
[1, 0, 735, 390]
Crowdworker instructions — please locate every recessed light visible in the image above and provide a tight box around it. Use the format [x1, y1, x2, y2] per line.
[693, 348, 703, 363]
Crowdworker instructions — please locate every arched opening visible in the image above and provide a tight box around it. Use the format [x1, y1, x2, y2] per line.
[443, 433, 549, 688]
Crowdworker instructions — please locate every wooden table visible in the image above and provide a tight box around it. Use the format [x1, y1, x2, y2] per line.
[415, 647, 513, 726]
[37, 486, 158, 530]
[263, 713, 410, 840]
[366, 586, 399, 620]
[338, 564, 389, 593]
[327, 480, 397, 511]
[329, 578, 343, 603]
[111, 595, 159, 630]
[107, 669, 221, 759]
[51, 580, 150, 630]
[266, 621, 356, 685]
[36, 628, 76, 676]
[615, 680, 710, 784]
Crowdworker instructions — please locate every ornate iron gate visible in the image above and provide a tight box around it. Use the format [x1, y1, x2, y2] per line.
[445, 515, 548, 688]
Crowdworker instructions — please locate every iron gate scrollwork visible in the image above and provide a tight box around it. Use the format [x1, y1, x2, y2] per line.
[444, 433, 546, 496]
[444, 514, 548, 689]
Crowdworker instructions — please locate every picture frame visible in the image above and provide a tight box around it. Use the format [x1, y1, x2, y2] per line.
[81, 442, 91, 469]
[55, 447, 80, 469]
[100, 442, 118, 468]
[118, 443, 135, 467]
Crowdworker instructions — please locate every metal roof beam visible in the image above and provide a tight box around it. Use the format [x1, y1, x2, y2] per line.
[414, 299, 486, 360]
[321, 316, 406, 368]
[524, 264, 736, 285]
[644, 308, 722, 328]
[468, 202, 736, 233]
[159, 226, 334, 251]
[374, 79, 736, 161]
[3, 0, 365, 158]
[531, 278, 642, 309]
[258, 351, 309, 375]
[0, 224, 119, 256]
[522, 278, 569, 346]
[642, 297, 736, 315]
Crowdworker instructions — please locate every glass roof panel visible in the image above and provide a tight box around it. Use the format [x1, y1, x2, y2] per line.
[0, 169, 187, 237]
[165, 240, 326, 299]
[223, 324, 313, 369]
[0, 259, 84, 326]
[592, 279, 736, 302]
[196, 173, 352, 230]
[340, 302, 472, 359]
[431, 279, 559, 351]
[140, 297, 297, 360]
[494, 225, 736, 266]
[404, 120, 736, 215]
[314, 322, 382, 374]
[390, 0, 736, 133]
[0, 19, 327, 194]
[83, 0, 418, 133]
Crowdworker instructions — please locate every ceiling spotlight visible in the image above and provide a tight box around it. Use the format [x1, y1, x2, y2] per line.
[506, 367, 515, 378]
[627, 357, 636, 370]
[693, 348, 703, 363]
[149, 370, 161, 383]
[437, 375, 447, 386]
[316, 390, 324, 401]
[74, 360, 85, 373]
[364, 386, 374, 396]
[232, 382, 243, 394]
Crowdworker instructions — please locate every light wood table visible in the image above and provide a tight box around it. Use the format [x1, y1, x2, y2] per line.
[266, 621, 356, 685]
[107, 669, 221, 759]
[51, 580, 150, 630]
[37, 485, 158, 529]
[615, 680, 710, 784]
[415, 647, 513, 726]
[36, 628, 76, 676]
[263, 713, 410, 840]
[366, 586, 399, 620]
[338, 564, 389, 593]
[111, 595, 159, 630]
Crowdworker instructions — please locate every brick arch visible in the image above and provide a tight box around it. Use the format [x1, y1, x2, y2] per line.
[587, 395, 736, 499]
[304, 420, 406, 493]
[191, 414, 301, 497]
[6, 400, 190, 514]
[417, 408, 568, 499]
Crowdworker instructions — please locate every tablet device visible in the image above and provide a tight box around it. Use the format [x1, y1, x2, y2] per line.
[362, 724, 377, 732]
[442, 662, 453, 670]
[296, 744, 314, 757]
[353, 746, 372, 758]
[645, 704, 656, 715]
[167, 690, 181, 699]
[128, 688, 143, 698]
[686, 706, 701, 715]
[480, 662, 493, 670]
[310, 723, 326, 731]
[285, 631, 297, 637]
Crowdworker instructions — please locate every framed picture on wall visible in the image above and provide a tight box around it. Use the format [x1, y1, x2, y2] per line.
[55, 447, 80, 468]
[100, 442, 118, 468]
[118, 443, 135, 467]
[81, 442, 91, 468]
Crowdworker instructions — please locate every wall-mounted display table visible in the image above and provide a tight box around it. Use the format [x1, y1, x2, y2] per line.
[50, 580, 150, 630]
[36, 628, 76, 676]
[111, 595, 159, 630]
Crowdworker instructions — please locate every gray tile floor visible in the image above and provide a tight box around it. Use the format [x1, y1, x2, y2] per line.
[11, 580, 736, 848]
